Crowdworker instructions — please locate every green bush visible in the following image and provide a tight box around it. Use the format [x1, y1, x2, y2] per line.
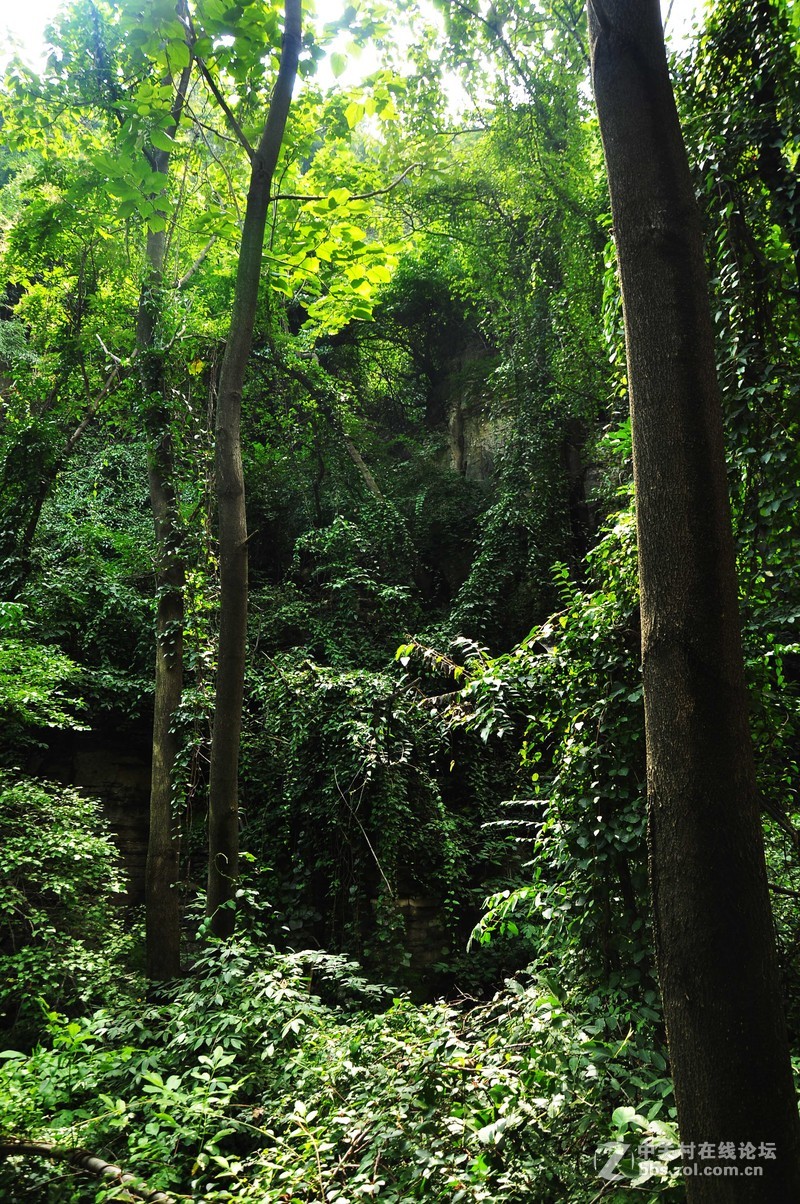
[0, 602, 84, 763]
[401, 502, 649, 987]
[240, 653, 518, 990]
[0, 773, 133, 1044]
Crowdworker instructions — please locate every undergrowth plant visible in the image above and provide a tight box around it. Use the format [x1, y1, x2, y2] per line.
[0, 773, 134, 1045]
[397, 495, 650, 989]
[0, 922, 681, 1203]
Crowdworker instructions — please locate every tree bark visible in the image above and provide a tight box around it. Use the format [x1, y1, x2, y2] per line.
[587, 2, 800, 1197]
[137, 223, 185, 982]
[137, 46, 193, 980]
[206, 0, 302, 936]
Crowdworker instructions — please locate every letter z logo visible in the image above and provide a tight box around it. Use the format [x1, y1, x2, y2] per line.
[596, 1142, 629, 1181]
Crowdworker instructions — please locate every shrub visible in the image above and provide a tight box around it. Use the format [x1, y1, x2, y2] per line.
[0, 773, 133, 1044]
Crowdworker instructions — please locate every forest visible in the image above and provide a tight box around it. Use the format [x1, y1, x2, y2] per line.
[1, 0, 799, 1199]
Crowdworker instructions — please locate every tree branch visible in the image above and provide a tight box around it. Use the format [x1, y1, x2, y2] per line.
[174, 235, 218, 289]
[0, 1140, 175, 1203]
[272, 162, 423, 203]
[447, 0, 538, 93]
[194, 56, 256, 160]
[769, 882, 800, 900]
[65, 352, 135, 457]
[284, 361, 383, 500]
[168, 3, 194, 133]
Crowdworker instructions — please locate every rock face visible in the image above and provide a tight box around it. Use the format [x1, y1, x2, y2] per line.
[429, 338, 512, 483]
[368, 893, 452, 999]
[398, 895, 449, 965]
[448, 384, 511, 484]
[447, 390, 513, 481]
[31, 732, 151, 906]
[72, 743, 150, 905]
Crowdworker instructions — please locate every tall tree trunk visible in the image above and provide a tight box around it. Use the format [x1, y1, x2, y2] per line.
[137, 46, 193, 980]
[137, 224, 186, 982]
[587, 2, 800, 1197]
[206, 0, 302, 936]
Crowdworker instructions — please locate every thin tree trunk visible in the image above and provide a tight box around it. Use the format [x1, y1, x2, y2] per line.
[137, 225, 185, 982]
[137, 47, 193, 980]
[206, 0, 302, 936]
[587, 2, 800, 1197]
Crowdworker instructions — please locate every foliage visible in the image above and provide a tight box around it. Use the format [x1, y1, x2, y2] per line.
[0, 923, 679, 1203]
[240, 651, 516, 990]
[399, 499, 648, 986]
[0, 603, 84, 759]
[283, 507, 420, 666]
[0, 773, 132, 1044]
[433, 491, 800, 1000]
[1, 0, 800, 1198]
[22, 439, 157, 720]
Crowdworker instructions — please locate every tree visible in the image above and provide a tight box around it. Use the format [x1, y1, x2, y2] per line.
[586, 0, 800, 1195]
[0, 0, 200, 980]
[204, 0, 302, 936]
[1, 0, 418, 952]
[135, 25, 193, 982]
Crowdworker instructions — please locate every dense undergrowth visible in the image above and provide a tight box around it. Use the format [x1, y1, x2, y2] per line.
[2, 0, 800, 1198]
[0, 904, 682, 1204]
[3, 483, 798, 1200]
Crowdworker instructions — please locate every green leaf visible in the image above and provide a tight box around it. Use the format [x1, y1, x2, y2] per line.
[168, 39, 191, 70]
[117, 198, 141, 219]
[150, 128, 178, 153]
[106, 180, 140, 202]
